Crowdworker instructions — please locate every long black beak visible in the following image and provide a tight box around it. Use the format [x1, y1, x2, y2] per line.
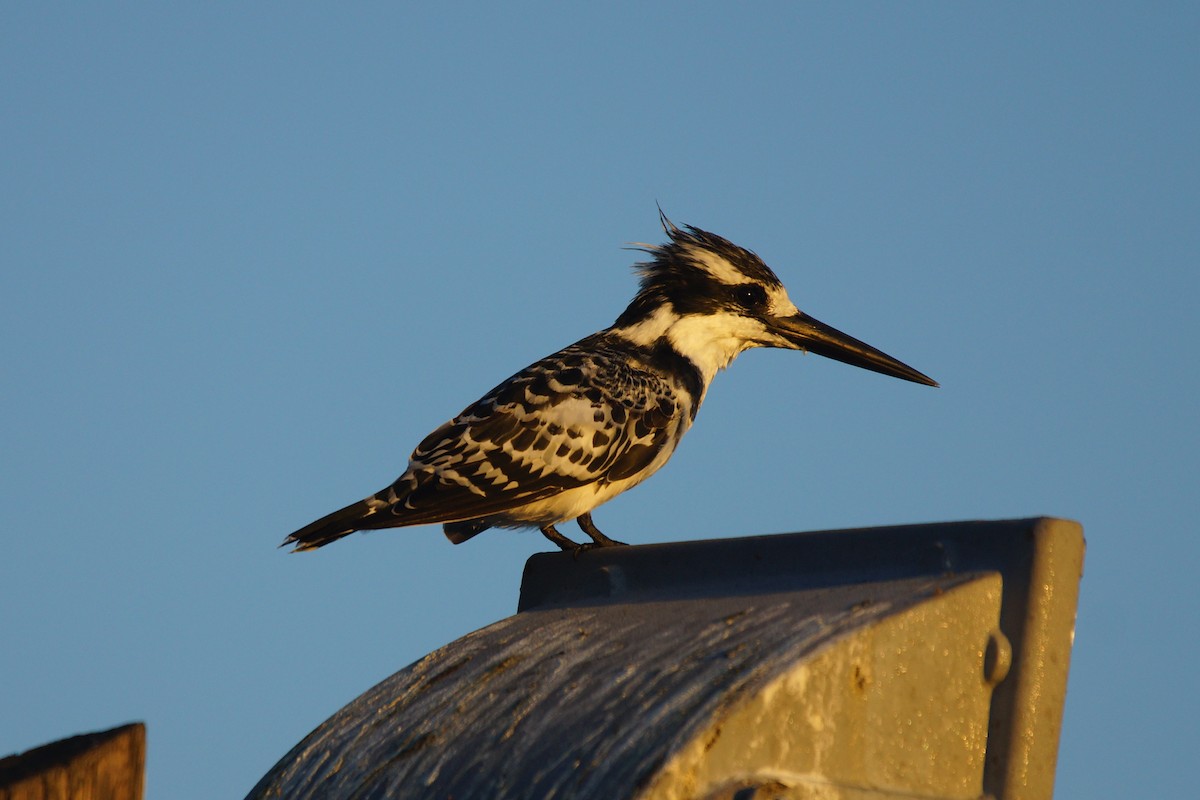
[769, 312, 938, 387]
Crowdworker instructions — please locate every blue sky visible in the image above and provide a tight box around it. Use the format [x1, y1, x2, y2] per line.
[2, 4, 1196, 797]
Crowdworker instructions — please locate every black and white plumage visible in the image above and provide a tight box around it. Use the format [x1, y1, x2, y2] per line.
[284, 215, 936, 553]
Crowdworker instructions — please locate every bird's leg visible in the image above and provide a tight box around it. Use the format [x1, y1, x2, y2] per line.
[540, 524, 584, 552]
[577, 513, 627, 547]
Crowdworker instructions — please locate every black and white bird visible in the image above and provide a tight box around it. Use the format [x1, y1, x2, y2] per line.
[284, 214, 936, 553]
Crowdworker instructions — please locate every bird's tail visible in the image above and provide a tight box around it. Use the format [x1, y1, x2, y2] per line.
[282, 493, 390, 552]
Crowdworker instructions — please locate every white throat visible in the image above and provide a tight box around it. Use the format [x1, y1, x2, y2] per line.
[665, 313, 761, 386]
[613, 304, 765, 389]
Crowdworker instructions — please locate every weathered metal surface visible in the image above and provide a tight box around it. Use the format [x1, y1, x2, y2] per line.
[247, 517, 1083, 800]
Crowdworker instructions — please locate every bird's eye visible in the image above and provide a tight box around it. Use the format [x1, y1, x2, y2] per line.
[734, 284, 768, 310]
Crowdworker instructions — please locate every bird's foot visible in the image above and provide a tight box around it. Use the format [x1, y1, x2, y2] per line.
[577, 513, 628, 547]
[540, 524, 584, 552]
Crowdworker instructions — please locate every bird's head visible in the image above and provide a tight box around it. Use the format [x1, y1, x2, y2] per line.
[613, 213, 937, 387]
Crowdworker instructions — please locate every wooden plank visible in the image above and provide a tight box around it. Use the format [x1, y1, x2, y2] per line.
[0, 723, 144, 800]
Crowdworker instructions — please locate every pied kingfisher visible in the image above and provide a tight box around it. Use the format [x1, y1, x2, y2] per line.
[284, 214, 936, 553]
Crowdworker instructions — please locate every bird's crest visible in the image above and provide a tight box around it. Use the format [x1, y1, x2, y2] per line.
[657, 204, 680, 236]
[616, 212, 784, 327]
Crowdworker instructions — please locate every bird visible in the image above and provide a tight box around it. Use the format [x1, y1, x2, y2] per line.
[283, 213, 937, 553]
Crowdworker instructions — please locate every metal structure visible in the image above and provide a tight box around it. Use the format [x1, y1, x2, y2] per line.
[248, 518, 1083, 799]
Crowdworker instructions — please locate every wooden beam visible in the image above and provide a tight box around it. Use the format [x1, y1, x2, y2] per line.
[0, 723, 145, 800]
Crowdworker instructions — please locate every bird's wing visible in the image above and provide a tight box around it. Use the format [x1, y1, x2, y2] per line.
[369, 344, 682, 527]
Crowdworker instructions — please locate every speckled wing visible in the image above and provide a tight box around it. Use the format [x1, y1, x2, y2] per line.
[367, 336, 681, 529]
